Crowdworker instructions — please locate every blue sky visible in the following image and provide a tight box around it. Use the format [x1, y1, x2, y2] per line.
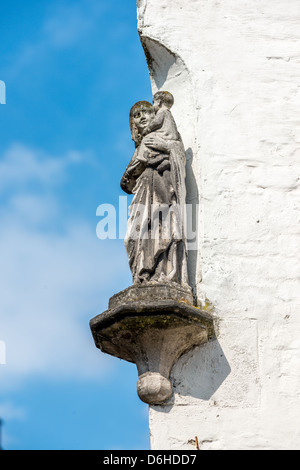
[0, 0, 153, 450]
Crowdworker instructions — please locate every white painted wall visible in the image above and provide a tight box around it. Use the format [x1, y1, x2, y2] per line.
[137, 0, 300, 450]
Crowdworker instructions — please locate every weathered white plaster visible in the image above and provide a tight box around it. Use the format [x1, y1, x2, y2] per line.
[137, 0, 300, 450]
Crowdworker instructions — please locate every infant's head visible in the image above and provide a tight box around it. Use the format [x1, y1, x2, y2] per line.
[153, 91, 174, 111]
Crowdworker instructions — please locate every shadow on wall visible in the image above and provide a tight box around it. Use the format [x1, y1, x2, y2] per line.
[150, 338, 231, 412]
[171, 338, 231, 401]
[185, 147, 199, 299]
[140, 36, 177, 91]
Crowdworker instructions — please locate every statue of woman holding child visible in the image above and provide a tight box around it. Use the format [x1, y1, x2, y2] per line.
[90, 92, 213, 407]
[121, 91, 189, 288]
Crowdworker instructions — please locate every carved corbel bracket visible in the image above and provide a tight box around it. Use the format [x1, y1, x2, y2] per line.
[90, 284, 214, 405]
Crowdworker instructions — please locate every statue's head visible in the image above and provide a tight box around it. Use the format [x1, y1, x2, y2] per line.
[153, 91, 174, 111]
[129, 101, 154, 147]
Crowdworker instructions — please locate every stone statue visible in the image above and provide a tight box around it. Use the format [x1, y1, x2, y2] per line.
[121, 91, 189, 288]
[90, 92, 214, 405]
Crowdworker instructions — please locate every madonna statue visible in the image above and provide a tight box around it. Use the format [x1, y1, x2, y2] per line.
[121, 92, 189, 288]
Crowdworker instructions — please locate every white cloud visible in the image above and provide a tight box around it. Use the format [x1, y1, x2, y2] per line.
[4, 193, 59, 227]
[0, 143, 130, 391]
[0, 144, 82, 193]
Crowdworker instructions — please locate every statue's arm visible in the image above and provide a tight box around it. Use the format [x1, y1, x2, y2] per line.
[142, 111, 164, 135]
[120, 150, 146, 194]
[143, 134, 170, 154]
[147, 153, 169, 167]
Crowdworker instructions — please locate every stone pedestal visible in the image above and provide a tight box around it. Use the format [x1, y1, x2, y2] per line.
[90, 283, 214, 405]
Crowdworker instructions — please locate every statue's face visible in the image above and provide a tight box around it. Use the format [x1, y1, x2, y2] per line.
[133, 105, 154, 133]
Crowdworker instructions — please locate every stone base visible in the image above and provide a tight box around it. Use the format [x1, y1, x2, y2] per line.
[90, 283, 214, 405]
[108, 281, 194, 309]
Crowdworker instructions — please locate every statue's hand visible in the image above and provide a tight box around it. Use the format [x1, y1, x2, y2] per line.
[143, 135, 170, 154]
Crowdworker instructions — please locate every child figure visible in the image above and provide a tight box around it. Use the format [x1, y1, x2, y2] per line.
[144, 91, 180, 141]
[137, 91, 180, 173]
